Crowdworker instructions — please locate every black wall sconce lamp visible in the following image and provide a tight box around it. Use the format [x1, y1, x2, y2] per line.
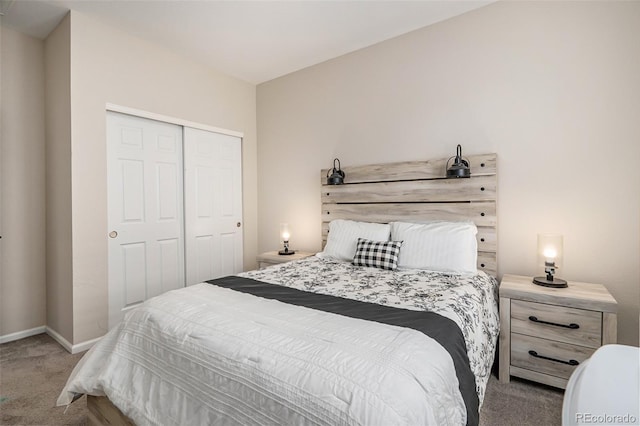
[326, 158, 345, 185]
[446, 145, 471, 178]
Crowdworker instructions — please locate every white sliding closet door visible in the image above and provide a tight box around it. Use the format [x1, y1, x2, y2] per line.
[184, 127, 243, 285]
[107, 112, 185, 328]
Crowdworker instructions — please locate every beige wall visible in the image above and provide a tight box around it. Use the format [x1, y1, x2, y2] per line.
[44, 14, 74, 343]
[0, 26, 47, 337]
[257, 1, 640, 345]
[68, 12, 257, 344]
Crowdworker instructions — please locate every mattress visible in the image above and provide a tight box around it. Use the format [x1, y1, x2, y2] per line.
[57, 256, 499, 426]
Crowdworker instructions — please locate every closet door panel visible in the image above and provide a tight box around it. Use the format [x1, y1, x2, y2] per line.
[184, 127, 243, 285]
[107, 112, 185, 329]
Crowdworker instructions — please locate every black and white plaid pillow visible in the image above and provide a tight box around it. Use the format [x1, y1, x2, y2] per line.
[352, 238, 403, 271]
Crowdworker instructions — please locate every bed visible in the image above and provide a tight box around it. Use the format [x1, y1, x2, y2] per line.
[57, 153, 499, 426]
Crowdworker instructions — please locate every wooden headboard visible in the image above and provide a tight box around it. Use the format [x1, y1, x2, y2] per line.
[321, 153, 498, 277]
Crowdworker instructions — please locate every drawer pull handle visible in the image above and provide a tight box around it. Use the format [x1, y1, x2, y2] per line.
[528, 350, 580, 366]
[528, 316, 579, 329]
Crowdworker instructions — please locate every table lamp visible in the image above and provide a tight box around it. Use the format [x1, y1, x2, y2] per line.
[533, 234, 567, 288]
[278, 223, 295, 255]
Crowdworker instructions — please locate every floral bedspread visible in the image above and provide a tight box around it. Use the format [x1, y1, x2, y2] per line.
[240, 255, 500, 405]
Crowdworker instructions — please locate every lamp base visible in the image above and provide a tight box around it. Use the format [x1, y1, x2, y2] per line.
[278, 250, 296, 255]
[532, 276, 568, 288]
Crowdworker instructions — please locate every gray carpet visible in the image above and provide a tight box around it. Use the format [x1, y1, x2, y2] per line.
[0, 333, 563, 425]
[0, 334, 87, 425]
[480, 364, 563, 425]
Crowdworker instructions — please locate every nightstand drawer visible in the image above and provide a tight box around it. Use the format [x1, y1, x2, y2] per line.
[511, 299, 602, 348]
[511, 334, 595, 380]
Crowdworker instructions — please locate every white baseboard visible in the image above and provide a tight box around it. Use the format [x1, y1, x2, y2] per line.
[45, 326, 73, 352]
[45, 327, 102, 354]
[0, 326, 47, 344]
[71, 335, 102, 354]
[0, 325, 103, 354]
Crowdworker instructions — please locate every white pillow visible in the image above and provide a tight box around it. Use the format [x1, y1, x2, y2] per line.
[321, 220, 391, 262]
[390, 221, 478, 274]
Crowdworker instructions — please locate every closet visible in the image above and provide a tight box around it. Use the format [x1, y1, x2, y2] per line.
[106, 112, 243, 328]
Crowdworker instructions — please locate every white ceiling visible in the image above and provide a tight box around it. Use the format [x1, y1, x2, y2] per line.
[1, 0, 493, 84]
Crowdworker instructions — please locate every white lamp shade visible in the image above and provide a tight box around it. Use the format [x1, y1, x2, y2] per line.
[280, 223, 290, 243]
[537, 234, 563, 268]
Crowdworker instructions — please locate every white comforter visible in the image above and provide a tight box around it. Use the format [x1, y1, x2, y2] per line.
[241, 256, 499, 404]
[58, 283, 466, 425]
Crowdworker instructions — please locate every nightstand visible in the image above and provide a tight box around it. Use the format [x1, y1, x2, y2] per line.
[256, 251, 314, 269]
[499, 274, 617, 389]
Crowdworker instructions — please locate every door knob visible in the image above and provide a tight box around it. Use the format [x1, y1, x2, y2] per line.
[237, 222, 241, 228]
[109, 231, 118, 238]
